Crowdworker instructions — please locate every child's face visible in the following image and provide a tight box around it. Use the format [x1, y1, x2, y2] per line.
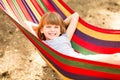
[41, 24, 61, 40]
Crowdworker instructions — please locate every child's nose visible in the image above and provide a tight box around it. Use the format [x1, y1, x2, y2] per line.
[51, 27, 55, 31]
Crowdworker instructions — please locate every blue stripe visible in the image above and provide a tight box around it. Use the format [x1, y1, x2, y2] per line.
[22, 0, 38, 23]
[49, 0, 66, 19]
[75, 29, 120, 48]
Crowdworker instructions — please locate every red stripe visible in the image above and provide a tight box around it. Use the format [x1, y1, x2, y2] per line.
[30, 0, 44, 16]
[58, 0, 74, 13]
[72, 34, 120, 54]
[6, 0, 23, 23]
[58, 0, 120, 34]
[42, 0, 55, 12]
[78, 18, 120, 34]
[16, 0, 33, 22]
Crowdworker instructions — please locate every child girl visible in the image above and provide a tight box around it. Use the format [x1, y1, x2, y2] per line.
[26, 12, 120, 65]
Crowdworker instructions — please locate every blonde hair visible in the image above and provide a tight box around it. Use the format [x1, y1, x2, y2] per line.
[37, 12, 66, 40]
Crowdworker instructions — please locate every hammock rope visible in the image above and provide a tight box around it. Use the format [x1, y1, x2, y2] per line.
[1, 0, 120, 80]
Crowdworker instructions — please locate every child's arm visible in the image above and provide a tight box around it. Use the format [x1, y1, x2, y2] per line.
[24, 20, 39, 33]
[64, 12, 79, 40]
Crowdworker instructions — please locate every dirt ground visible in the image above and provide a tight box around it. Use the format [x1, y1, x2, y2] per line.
[1, 0, 120, 80]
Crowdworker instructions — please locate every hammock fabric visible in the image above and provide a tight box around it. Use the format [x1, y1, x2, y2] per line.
[1, 0, 120, 80]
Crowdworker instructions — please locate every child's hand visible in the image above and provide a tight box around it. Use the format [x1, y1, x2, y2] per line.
[24, 20, 38, 27]
[24, 20, 39, 34]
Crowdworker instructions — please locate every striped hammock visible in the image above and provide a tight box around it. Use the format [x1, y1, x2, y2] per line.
[0, 0, 120, 80]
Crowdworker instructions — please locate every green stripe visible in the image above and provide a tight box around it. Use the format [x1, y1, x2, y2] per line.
[71, 41, 96, 55]
[37, 0, 48, 13]
[12, 0, 26, 21]
[20, 26, 120, 74]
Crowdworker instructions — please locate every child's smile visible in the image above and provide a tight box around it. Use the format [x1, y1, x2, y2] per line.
[41, 24, 61, 40]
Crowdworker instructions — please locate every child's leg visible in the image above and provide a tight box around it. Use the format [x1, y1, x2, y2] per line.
[66, 52, 120, 65]
[84, 53, 120, 65]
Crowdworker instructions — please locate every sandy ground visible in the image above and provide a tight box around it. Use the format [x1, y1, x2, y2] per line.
[1, 0, 120, 80]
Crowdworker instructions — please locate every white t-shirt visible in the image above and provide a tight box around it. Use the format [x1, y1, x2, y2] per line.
[44, 34, 78, 55]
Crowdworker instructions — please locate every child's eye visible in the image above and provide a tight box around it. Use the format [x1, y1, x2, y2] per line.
[46, 26, 51, 28]
[55, 26, 59, 28]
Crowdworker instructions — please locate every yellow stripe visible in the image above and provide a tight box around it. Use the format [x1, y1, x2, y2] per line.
[53, 0, 71, 17]
[2, 0, 18, 21]
[54, 0, 120, 41]
[77, 23, 120, 41]
[38, 52, 71, 80]
[26, 0, 41, 21]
